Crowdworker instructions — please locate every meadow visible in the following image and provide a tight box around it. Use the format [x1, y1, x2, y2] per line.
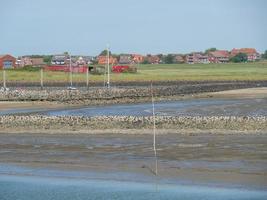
[1, 62, 267, 83]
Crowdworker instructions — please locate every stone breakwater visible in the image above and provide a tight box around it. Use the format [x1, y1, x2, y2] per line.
[0, 81, 266, 103]
[0, 115, 266, 132]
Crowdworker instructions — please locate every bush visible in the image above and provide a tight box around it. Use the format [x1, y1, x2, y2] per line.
[230, 53, 248, 63]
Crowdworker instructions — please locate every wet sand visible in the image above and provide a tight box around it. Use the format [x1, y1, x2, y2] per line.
[0, 132, 266, 189]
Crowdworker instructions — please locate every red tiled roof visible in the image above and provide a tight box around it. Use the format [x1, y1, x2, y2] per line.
[210, 50, 229, 58]
[231, 48, 258, 56]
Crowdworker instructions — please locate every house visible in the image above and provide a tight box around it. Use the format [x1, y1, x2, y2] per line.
[174, 55, 185, 63]
[132, 54, 144, 63]
[146, 55, 160, 64]
[230, 48, 260, 61]
[0, 54, 16, 69]
[75, 56, 87, 66]
[97, 55, 118, 65]
[16, 56, 32, 67]
[51, 54, 69, 65]
[209, 50, 229, 63]
[119, 55, 132, 64]
[31, 58, 45, 66]
[186, 53, 209, 64]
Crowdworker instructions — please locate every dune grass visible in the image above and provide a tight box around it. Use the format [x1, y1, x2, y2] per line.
[0, 62, 267, 83]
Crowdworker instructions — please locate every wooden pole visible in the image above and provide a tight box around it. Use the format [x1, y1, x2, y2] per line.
[3, 70, 6, 90]
[40, 68, 43, 90]
[86, 67, 89, 89]
[151, 82, 158, 175]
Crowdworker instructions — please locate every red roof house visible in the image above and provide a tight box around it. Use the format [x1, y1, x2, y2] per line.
[98, 56, 118, 65]
[230, 48, 260, 61]
[209, 50, 229, 63]
[0, 54, 16, 69]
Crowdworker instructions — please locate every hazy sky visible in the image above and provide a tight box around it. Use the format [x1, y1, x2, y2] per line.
[0, 0, 266, 56]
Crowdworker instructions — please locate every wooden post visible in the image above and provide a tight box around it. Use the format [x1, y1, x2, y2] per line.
[86, 67, 89, 89]
[40, 68, 43, 90]
[3, 70, 6, 90]
[151, 81, 158, 175]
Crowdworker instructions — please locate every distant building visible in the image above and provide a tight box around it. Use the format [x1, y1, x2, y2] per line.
[132, 54, 144, 63]
[208, 50, 229, 63]
[0, 54, 16, 69]
[17, 56, 45, 67]
[230, 48, 260, 61]
[51, 54, 69, 65]
[31, 58, 45, 66]
[16, 56, 31, 67]
[97, 55, 118, 65]
[146, 55, 160, 64]
[186, 53, 209, 64]
[119, 55, 132, 64]
[174, 55, 185, 63]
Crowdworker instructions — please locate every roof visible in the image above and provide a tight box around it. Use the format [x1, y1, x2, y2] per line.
[231, 48, 258, 55]
[210, 50, 229, 57]
[0, 54, 15, 59]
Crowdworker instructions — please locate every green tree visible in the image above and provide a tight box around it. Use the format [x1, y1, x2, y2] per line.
[43, 55, 52, 64]
[205, 47, 217, 54]
[262, 50, 267, 59]
[99, 50, 112, 56]
[230, 53, 248, 63]
[141, 58, 149, 64]
[163, 54, 175, 64]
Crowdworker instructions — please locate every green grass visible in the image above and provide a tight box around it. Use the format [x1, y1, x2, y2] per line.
[0, 62, 267, 83]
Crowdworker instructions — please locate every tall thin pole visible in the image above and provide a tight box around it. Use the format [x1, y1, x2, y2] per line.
[3, 70, 6, 90]
[151, 82, 157, 175]
[40, 68, 43, 90]
[86, 67, 89, 89]
[107, 45, 110, 88]
[69, 54, 73, 87]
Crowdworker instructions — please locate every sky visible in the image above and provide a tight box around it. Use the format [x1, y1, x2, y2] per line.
[0, 0, 267, 56]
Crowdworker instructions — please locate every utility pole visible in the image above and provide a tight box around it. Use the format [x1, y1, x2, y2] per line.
[40, 68, 43, 90]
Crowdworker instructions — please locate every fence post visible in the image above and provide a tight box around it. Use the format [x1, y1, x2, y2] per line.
[3, 70, 6, 90]
[40, 68, 43, 90]
[86, 67, 89, 89]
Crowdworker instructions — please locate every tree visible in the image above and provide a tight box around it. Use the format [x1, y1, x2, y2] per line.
[230, 53, 248, 63]
[163, 54, 175, 64]
[43, 55, 52, 64]
[205, 47, 217, 54]
[262, 50, 267, 59]
[141, 57, 149, 64]
[99, 50, 112, 56]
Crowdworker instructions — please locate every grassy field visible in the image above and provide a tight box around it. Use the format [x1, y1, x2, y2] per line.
[0, 62, 267, 83]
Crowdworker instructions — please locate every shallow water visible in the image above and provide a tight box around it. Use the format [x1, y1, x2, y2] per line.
[44, 98, 267, 116]
[1, 175, 267, 200]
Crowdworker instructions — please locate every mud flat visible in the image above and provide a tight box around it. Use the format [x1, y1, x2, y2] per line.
[0, 132, 267, 189]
